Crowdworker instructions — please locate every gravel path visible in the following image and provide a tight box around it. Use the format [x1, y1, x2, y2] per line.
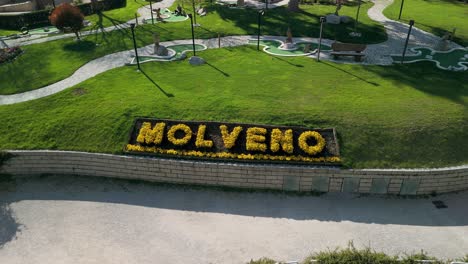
[1, 175, 467, 263]
[1, 0, 465, 105]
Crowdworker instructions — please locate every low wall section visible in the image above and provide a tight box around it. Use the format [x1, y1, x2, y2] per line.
[2, 150, 468, 195]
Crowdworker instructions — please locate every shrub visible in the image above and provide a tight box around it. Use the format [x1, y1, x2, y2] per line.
[49, 3, 84, 40]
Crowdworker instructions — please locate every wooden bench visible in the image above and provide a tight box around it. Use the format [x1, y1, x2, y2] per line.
[331, 42, 367, 62]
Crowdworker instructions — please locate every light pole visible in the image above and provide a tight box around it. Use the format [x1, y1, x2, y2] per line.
[398, 0, 405, 20]
[265, 0, 268, 10]
[188, 14, 196, 56]
[149, 0, 154, 24]
[317, 16, 325, 62]
[401, 19, 414, 64]
[129, 23, 141, 71]
[354, 0, 361, 33]
[257, 9, 264, 51]
[191, 0, 197, 26]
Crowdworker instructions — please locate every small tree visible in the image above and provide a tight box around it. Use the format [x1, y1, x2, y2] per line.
[49, 3, 84, 40]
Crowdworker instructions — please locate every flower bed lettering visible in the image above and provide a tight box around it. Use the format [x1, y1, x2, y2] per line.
[125, 118, 340, 164]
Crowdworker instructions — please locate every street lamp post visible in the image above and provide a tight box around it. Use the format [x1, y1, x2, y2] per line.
[317, 16, 325, 62]
[257, 9, 264, 51]
[192, 0, 197, 26]
[398, 0, 405, 20]
[149, 0, 154, 24]
[188, 14, 196, 56]
[354, 0, 361, 33]
[129, 23, 141, 71]
[401, 19, 414, 64]
[265, 0, 268, 10]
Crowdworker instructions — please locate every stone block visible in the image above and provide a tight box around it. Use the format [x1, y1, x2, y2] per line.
[311, 176, 329, 192]
[370, 178, 390, 194]
[283, 175, 300, 191]
[342, 177, 360, 192]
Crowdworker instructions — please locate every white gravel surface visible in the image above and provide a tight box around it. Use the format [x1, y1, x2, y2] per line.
[1, 175, 468, 264]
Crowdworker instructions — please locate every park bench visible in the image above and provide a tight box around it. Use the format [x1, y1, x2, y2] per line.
[330, 42, 367, 62]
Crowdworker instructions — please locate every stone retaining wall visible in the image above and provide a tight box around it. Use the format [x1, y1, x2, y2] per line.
[1, 150, 468, 195]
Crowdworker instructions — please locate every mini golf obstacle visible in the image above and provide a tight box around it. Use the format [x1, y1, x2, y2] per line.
[391, 47, 468, 71]
[248, 39, 331, 56]
[128, 43, 207, 65]
[143, 8, 189, 24]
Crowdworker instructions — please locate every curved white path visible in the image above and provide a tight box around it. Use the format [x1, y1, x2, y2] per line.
[0, 0, 465, 106]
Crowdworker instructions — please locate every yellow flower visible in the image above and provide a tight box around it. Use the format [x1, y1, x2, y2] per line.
[246, 127, 267, 152]
[298, 131, 326, 156]
[167, 124, 192, 146]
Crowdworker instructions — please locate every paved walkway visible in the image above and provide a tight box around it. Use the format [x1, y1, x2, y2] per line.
[0, 175, 467, 263]
[1, 0, 466, 106]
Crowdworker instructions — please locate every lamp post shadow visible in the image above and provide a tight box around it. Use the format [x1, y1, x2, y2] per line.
[140, 69, 175, 98]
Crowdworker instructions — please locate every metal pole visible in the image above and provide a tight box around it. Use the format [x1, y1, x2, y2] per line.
[354, 0, 361, 32]
[401, 19, 414, 64]
[257, 11, 262, 51]
[265, 0, 268, 10]
[188, 14, 196, 56]
[135, 13, 138, 26]
[150, 1, 154, 24]
[398, 0, 405, 20]
[130, 23, 140, 71]
[192, 0, 197, 25]
[317, 16, 325, 62]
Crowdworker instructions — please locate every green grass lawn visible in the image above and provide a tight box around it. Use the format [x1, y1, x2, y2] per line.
[0, 46, 466, 168]
[84, 0, 148, 29]
[0, 2, 385, 95]
[383, 0, 468, 46]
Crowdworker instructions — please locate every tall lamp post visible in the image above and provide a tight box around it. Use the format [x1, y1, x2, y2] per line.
[354, 0, 361, 33]
[257, 9, 264, 51]
[265, 0, 268, 10]
[398, 0, 405, 20]
[129, 23, 141, 71]
[149, 0, 154, 24]
[188, 14, 196, 56]
[401, 19, 414, 64]
[317, 16, 325, 62]
[191, 0, 197, 26]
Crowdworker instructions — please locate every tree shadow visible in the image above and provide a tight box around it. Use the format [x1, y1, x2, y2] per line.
[63, 40, 97, 52]
[363, 62, 468, 106]
[2, 174, 468, 227]
[0, 175, 22, 249]
[140, 68, 174, 97]
[211, 4, 386, 44]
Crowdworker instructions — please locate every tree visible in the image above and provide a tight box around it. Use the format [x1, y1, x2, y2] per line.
[288, 0, 300, 12]
[49, 3, 84, 40]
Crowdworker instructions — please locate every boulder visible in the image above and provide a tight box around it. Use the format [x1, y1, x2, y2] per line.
[325, 14, 340, 24]
[340, 15, 352, 24]
[189, 56, 205, 65]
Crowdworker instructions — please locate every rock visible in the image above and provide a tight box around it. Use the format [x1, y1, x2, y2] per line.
[340, 16, 352, 24]
[189, 56, 205, 65]
[154, 45, 169, 56]
[326, 14, 340, 24]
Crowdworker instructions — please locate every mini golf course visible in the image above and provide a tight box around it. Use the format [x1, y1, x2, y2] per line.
[392, 47, 468, 71]
[248, 39, 332, 56]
